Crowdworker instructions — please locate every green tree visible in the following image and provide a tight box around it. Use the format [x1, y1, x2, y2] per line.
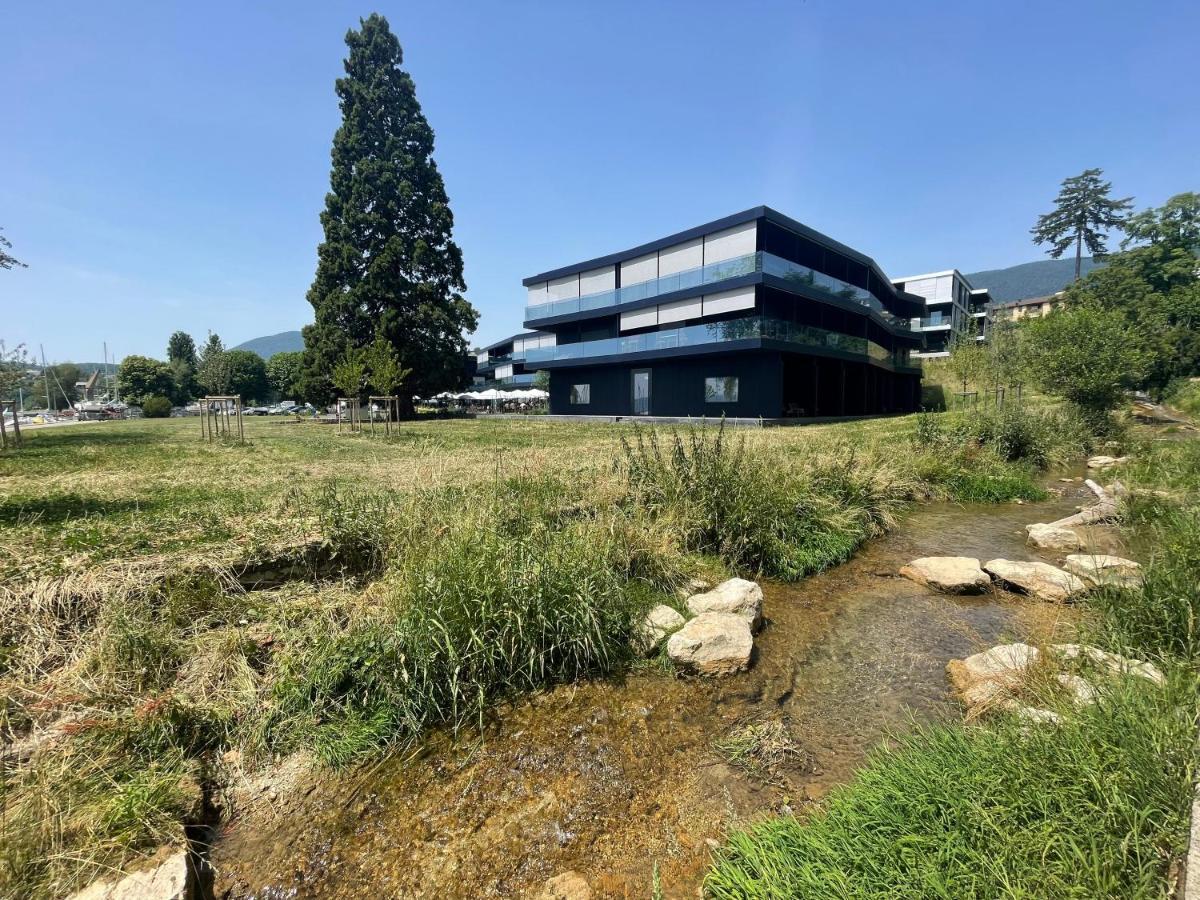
[944, 331, 989, 404]
[266, 350, 305, 400]
[331, 346, 368, 399]
[166, 331, 198, 368]
[1122, 191, 1200, 251]
[365, 336, 411, 396]
[532, 370, 550, 391]
[226, 350, 270, 404]
[1031, 168, 1133, 280]
[196, 333, 231, 396]
[0, 342, 30, 403]
[141, 395, 172, 418]
[1022, 305, 1148, 425]
[301, 14, 478, 411]
[0, 228, 26, 270]
[117, 355, 175, 406]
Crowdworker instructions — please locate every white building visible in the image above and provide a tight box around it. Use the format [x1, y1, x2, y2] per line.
[891, 269, 988, 358]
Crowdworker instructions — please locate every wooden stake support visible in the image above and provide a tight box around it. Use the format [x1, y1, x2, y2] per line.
[200, 396, 244, 443]
[0, 400, 21, 449]
[367, 396, 400, 436]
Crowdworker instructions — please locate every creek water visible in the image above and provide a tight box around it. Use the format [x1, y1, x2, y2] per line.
[212, 475, 1121, 899]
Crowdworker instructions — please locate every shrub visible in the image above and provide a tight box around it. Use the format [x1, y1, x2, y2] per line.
[140, 395, 172, 418]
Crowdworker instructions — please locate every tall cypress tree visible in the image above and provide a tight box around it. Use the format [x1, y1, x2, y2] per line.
[301, 14, 477, 409]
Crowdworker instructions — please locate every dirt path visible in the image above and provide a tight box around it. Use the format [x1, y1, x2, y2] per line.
[211, 476, 1116, 899]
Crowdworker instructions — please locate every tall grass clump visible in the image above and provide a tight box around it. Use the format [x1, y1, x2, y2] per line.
[619, 424, 909, 581]
[1085, 440, 1200, 663]
[262, 475, 683, 764]
[707, 673, 1198, 899]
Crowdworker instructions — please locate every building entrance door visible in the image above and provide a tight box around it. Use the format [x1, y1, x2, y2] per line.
[632, 369, 651, 415]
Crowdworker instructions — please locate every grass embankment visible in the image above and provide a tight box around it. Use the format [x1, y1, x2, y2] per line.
[0, 409, 1090, 898]
[708, 436, 1200, 900]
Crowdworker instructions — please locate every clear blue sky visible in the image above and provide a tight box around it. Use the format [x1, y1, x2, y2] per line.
[3, 0, 1197, 362]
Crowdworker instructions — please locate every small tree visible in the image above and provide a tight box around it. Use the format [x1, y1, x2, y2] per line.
[0, 342, 30, 402]
[1023, 305, 1148, 427]
[1031, 168, 1133, 280]
[944, 332, 988, 406]
[197, 333, 231, 396]
[366, 337, 411, 397]
[331, 346, 368, 400]
[532, 370, 550, 391]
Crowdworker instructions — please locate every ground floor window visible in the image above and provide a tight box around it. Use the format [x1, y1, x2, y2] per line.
[705, 376, 739, 403]
[570, 384, 590, 404]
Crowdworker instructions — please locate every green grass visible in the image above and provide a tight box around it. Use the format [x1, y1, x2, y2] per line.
[708, 674, 1197, 899]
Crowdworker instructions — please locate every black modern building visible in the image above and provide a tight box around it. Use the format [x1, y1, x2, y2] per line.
[473, 331, 555, 387]
[521, 206, 925, 418]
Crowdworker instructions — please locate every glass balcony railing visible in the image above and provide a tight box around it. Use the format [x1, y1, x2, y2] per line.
[523, 316, 915, 369]
[525, 252, 918, 331]
[525, 253, 759, 321]
[918, 314, 951, 328]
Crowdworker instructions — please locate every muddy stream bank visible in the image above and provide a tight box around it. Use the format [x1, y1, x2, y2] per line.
[211, 475, 1120, 899]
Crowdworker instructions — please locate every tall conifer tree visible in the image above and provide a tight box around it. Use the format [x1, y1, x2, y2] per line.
[302, 14, 477, 408]
[1031, 168, 1133, 280]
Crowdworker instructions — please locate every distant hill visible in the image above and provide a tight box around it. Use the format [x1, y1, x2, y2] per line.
[232, 330, 304, 359]
[966, 257, 1104, 304]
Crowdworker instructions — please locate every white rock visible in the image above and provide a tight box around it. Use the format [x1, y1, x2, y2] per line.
[686, 577, 763, 632]
[946, 643, 1040, 708]
[1025, 523, 1083, 552]
[899, 556, 991, 593]
[1005, 702, 1063, 726]
[67, 848, 189, 900]
[1063, 554, 1143, 588]
[1051, 644, 1165, 686]
[666, 612, 753, 676]
[1087, 455, 1129, 469]
[635, 604, 686, 655]
[1056, 672, 1099, 706]
[983, 558, 1089, 603]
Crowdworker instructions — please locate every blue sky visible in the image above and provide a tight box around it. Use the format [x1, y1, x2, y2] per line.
[3, 0, 1197, 362]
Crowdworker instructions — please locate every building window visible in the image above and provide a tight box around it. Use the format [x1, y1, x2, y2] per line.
[705, 376, 738, 403]
[570, 384, 590, 405]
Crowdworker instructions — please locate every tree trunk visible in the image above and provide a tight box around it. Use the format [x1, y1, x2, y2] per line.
[1074, 231, 1082, 280]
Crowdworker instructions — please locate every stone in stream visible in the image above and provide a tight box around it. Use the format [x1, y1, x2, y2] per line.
[537, 871, 592, 900]
[983, 558, 1088, 603]
[667, 612, 754, 676]
[1024, 523, 1083, 552]
[685, 577, 763, 632]
[1063, 553, 1143, 589]
[1087, 454, 1129, 469]
[1051, 643, 1164, 686]
[947, 643, 1040, 708]
[67, 847, 190, 900]
[898, 556, 991, 594]
[635, 604, 686, 655]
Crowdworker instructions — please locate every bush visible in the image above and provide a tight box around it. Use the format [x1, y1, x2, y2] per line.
[140, 395, 172, 418]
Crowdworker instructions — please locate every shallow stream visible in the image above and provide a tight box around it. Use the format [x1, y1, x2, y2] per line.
[212, 474, 1120, 899]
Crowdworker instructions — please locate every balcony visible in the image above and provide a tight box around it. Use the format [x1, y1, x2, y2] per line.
[523, 316, 915, 370]
[525, 252, 917, 331]
[918, 314, 952, 328]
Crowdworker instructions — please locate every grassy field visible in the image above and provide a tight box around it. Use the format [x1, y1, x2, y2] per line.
[0, 408, 1105, 897]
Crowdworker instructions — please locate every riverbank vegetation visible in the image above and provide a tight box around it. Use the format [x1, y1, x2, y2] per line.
[0, 406, 1094, 898]
[707, 436, 1200, 899]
